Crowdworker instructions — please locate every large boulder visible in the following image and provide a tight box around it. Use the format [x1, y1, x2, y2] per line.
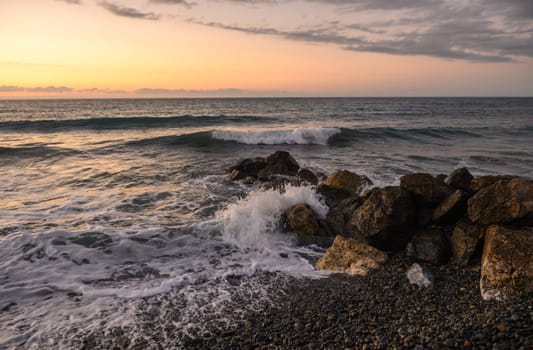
[227, 157, 266, 180]
[285, 204, 320, 236]
[444, 167, 474, 192]
[450, 219, 485, 266]
[298, 168, 318, 185]
[480, 225, 533, 300]
[470, 175, 516, 192]
[351, 186, 417, 251]
[467, 178, 533, 226]
[316, 183, 352, 208]
[324, 170, 372, 195]
[406, 226, 451, 266]
[325, 196, 362, 236]
[400, 173, 450, 206]
[316, 236, 387, 276]
[433, 189, 468, 226]
[258, 151, 299, 180]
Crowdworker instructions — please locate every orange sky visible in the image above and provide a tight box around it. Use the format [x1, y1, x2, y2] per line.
[1, 0, 532, 97]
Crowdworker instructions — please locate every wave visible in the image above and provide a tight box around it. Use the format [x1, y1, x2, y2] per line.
[0, 146, 79, 159]
[212, 127, 341, 145]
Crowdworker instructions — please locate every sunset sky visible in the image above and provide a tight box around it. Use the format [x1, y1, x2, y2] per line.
[1, 0, 532, 98]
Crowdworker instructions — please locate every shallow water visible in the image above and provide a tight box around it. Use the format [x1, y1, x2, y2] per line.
[0, 98, 532, 348]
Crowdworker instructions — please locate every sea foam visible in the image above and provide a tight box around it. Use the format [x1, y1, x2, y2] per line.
[212, 127, 341, 145]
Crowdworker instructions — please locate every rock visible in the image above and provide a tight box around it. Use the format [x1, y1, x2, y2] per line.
[406, 263, 434, 288]
[285, 204, 320, 236]
[261, 175, 303, 191]
[467, 178, 533, 226]
[470, 175, 516, 192]
[324, 170, 372, 195]
[416, 206, 434, 227]
[227, 157, 266, 179]
[316, 183, 352, 208]
[406, 226, 451, 265]
[480, 225, 533, 300]
[298, 169, 318, 185]
[450, 219, 486, 266]
[400, 173, 451, 206]
[316, 236, 387, 276]
[242, 176, 256, 185]
[445, 168, 474, 192]
[258, 151, 299, 180]
[433, 190, 468, 225]
[351, 186, 417, 251]
[325, 196, 362, 236]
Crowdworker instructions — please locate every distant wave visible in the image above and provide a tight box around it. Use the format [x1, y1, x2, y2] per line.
[212, 127, 341, 145]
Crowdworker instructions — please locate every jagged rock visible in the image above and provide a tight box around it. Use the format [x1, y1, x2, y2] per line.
[258, 151, 300, 180]
[261, 175, 303, 191]
[285, 203, 320, 236]
[470, 175, 516, 192]
[445, 167, 474, 192]
[406, 226, 451, 265]
[242, 176, 256, 185]
[406, 263, 434, 288]
[433, 189, 468, 225]
[298, 168, 318, 185]
[450, 219, 485, 266]
[324, 170, 372, 195]
[435, 174, 447, 184]
[316, 236, 387, 276]
[325, 196, 362, 236]
[316, 183, 352, 208]
[351, 186, 417, 251]
[480, 225, 533, 300]
[467, 178, 533, 226]
[417, 206, 434, 227]
[227, 157, 266, 179]
[400, 173, 451, 206]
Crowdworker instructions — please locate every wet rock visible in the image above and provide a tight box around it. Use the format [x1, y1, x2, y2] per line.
[285, 204, 320, 236]
[433, 189, 468, 225]
[470, 175, 517, 192]
[450, 219, 485, 266]
[70, 232, 113, 249]
[416, 206, 434, 227]
[228, 169, 246, 181]
[298, 169, 318, 185]
[480, 225, 533, 300]
[406, 263, 434, 288]
[227, 157, 266, 179]
[316, 183, 352, 208]
[262, 175, 303, 191]
[325, 196, 362, 236]
[258, 151, 300, 180]
[467, 178, 533, 226]
[324, 170, 372, 195]
[351, 186, 417, 251]
[242, 176, 256, 185]
[445, 167, 474, 192]
[400, 173, 451, 206]
[406, 226, 451, 265]
[316, 236, 387, 276]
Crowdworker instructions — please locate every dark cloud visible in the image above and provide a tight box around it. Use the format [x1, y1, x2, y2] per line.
[135, 87, 286, 97]
[149, 0, 197, 8]
[99, 1, 160, 20]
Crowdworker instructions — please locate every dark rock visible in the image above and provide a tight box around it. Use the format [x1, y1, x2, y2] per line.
[351, 186, 417, 251]
[242, 176, 256, 185]
[316, 184, 351, 208]
[435, 174, 447, 183]
[228, 169, 246, 181]
[285, 204, 320, 236]
[467, 178, 533, 226]
[445, 168, 474, 192]
[325, 196, 362, 236]
[261, 175, 303, 191]
[400, 173, 451, 206]
[227, 157, 266, 179]
[298, 169, 318, 185]
[416, 206, 434, 227]
[258, 151, 299, 180]
[324, 170, 372, 195]
[450, 219, 486, 266]
[433, 190, 468, 225]
[316, 235, 387, 276]
[406, 226, 451, 265]
[480, 225, 533, 300]
[470, 175, 516, 192]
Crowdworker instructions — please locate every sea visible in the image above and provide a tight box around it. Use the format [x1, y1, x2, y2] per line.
[0, 97, 532, 348]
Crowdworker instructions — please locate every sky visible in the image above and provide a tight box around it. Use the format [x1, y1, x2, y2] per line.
[1, 0, 532, 98]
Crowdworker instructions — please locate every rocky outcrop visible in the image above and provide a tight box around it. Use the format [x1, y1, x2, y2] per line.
[444, 167, 474, 192]
[467, 178, 533, 226]
[227, 157, 266, 180]
[450, 219, 485, 266]
[325, 196, 361, 236]
[406, 226, 451, 265]
[316, 236, 387, 276]
[258, 151, 300, 180]
[324, 170, 372, 195]
[480, 225, 533, 300]
[470, 175, 516, 192]
[351, 186, 417, 251]
[406, 263, 434, 288]
[433, 189, 468, 226]
[316, 183, 352, 208]
[285, 204, 320, 236]
[298, 169, 318, 185]
[400, 173, 450, 206]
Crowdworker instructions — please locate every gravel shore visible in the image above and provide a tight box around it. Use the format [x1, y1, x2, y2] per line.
[183, 254, 532, 350]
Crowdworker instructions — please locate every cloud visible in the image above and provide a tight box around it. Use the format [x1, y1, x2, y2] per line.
[56, 0, 83, 4]
[149, 0, 197, 9]
[134, 87, 286, 97]
[99, 1, 160, 20]
[0, 85, 74, 93]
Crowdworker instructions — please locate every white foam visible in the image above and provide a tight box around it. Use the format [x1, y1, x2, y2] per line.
[212, 127, 341, 145]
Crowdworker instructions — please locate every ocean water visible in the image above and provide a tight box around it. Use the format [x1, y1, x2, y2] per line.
[0, 98, 532, 348]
